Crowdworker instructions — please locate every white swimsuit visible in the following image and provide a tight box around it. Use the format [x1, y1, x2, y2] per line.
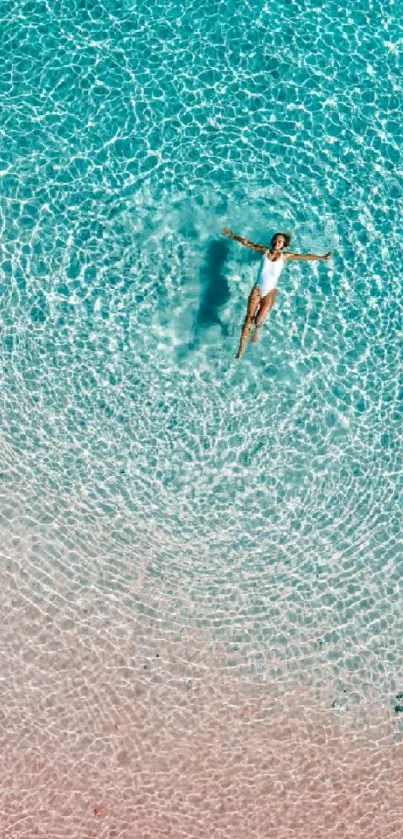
[257, 253, 284, 296]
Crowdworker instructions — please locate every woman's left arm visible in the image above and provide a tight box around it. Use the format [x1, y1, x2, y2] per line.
[283, 251, 332, 261]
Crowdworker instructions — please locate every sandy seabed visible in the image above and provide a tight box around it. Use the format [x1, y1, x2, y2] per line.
[1, 552, 402, 839]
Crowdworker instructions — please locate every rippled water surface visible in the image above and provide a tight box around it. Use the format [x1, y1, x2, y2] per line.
[1, 0, 402, 837]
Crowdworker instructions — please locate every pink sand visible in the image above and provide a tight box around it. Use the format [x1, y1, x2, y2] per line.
[1, 524, 402, 838]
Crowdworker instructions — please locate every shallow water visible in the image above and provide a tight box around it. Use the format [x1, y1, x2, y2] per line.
[0, 0, 402, 836]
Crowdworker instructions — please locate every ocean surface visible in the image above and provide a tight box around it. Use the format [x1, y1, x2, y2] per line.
[0, 0, 402, 837]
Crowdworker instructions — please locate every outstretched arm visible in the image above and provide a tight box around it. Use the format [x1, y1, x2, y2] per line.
[222, 227, 267, 253]
[283, 251, 331, 262]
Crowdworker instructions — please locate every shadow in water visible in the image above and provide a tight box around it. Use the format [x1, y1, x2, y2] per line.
[195, 239, 231, 336]
[175, 240, 234, 363]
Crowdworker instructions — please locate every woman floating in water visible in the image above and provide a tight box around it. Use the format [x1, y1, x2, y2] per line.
[222, 228, 331, 359]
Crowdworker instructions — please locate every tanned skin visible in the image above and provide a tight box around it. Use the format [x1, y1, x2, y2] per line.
[222, 228, 331, 359]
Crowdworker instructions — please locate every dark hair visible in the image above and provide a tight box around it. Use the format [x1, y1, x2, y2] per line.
[271, 232, 291, 249]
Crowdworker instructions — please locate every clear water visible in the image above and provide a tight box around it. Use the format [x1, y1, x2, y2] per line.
[1, 0, 402, 836]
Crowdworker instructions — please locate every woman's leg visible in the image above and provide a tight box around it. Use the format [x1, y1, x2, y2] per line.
[251, 290, 277, 342]
[235, 285, 261, 359]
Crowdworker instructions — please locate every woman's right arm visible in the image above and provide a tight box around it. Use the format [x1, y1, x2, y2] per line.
[222, 227, 267, 253]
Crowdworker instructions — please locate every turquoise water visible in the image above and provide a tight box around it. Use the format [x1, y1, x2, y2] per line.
[1, 0, 403, 835]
